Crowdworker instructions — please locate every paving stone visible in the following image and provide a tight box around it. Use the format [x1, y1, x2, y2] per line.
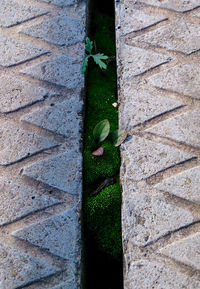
[21, 55, 83, 88]
[121, 45, 171, 78]
[121, 136, 195, 181]
[36, 279, 76, 289]
[120, 5, 167, 34]
[0, 76, 51, 113]
[123, 191, 200, 246]
[24, 150, 82, 195]
[40, 0, 74, 6]
[13, 209, 79, 259]
[0, 123, 58, 165]
[21, 98, 82, 138]
[116, 0, 200, 287]
[160, 233, 200, 270]
[140, 0, 200, 12]
[155, 166, 200, 205]
[149, 62, 200, 99]
[122, 86, 184, 127]
[0, 179, 61, 226]
[0, 241, 60, 289]
[126, 259, 200, 289]
[0, 0, 85, 285]
[135, 21, 200, 54]
[21, 16, 85, 46]
[51, 280, 77, 289]
[0, 36, 48, 67]
[146, 110, 200, 147]
[0, 0, 48, 28]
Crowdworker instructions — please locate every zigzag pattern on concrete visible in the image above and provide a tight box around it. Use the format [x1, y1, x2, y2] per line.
[0, 0, 86, 287]
[116, 0, 200, 288]
[21, 98, 82, 138]
[20, 15, 85, 46]
[0, 0, 48, 28]
[0, 75, 54, 113]
[0, 36, 48, 67]
[21, 55, 83, 88]
[40, 0, 74, 7]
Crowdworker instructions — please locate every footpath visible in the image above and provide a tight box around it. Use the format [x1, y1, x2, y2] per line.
[0, 0, 86, 288]
[115, 0, 200, 288]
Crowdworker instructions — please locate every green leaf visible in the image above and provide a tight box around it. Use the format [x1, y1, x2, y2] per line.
[93, 119, 110, 143]
[85, 37, 93, 54]
[92, 53, 109, 70]
[112, 130, 127, 147]
[81, 55, 90, 74]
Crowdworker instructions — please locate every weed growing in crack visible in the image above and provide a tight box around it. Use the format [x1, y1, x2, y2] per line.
[82, 37, 109, 73]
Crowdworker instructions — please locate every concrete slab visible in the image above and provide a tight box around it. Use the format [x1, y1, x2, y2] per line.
[21, 15, 85, 46]
[0, 36, 48, 67]
[21, 55, 83, 88]
[116, 0, 200, 287]
[0, 0, 48, 28]
[0, 0, 86, 288]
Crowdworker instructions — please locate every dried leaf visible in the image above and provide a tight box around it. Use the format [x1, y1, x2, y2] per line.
[112, 130, 127, 147]
[92, 147, 104, 156]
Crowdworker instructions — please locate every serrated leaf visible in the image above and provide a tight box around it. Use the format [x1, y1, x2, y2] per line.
[93, 119, 110, 143]
[112, 130, 127, 147]
[81, 55, 90, 74]
[85, 37, 93, 54]
[92, 53, 109, 70]
[92, 147, 104, 156]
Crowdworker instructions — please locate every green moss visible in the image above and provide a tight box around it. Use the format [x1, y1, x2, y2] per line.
[85, 181, 122, 258]
[84, 140, 120, 184]
[83, 62, 119, 185]
[83, 56, 120, 184]
[92, 13, 115, 56]
[83, 7, 122, 259]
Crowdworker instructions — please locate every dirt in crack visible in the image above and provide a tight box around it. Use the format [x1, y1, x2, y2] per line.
[83, 0, 123, 288]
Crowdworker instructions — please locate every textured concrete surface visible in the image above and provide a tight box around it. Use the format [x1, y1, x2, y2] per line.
[135, 21, 200, 54]
[21, 55, 83, 88]
[40, 0, 74, 6]
[21, 15, 85, 46]
[21, 98, 82, 138]
[0, 36, 48, 67]
[0, 0, 48, 28]
[0, 0, 86, 288]
[116, 0, 200, 288]
[0, 76, 54, 113]
[149, 62, 200, 99]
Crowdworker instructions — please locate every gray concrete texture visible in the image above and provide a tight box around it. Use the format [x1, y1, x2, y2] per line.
[0, 0, 86, 288]
[115, 0, 200, 288]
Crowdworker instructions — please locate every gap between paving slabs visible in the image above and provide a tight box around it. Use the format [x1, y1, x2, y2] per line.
[82, 0, 123, 288]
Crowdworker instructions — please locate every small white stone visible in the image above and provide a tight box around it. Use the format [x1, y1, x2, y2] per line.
[112, 102, 118, 108]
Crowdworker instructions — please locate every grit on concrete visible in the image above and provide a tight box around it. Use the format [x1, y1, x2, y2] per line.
[115, 0, 200, 288]
[0, 0, 86, 288]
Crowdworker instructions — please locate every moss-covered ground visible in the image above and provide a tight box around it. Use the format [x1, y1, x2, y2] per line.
[83, 0, 123, 288]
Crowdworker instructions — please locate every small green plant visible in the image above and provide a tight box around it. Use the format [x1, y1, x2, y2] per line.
[92, 119, 127, 156]
[82, 37, 109, 73]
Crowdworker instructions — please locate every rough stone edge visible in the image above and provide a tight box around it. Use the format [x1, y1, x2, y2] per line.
[80, 1, 90, 288]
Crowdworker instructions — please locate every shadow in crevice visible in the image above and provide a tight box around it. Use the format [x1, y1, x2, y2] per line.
[82, 0, 123, 288]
